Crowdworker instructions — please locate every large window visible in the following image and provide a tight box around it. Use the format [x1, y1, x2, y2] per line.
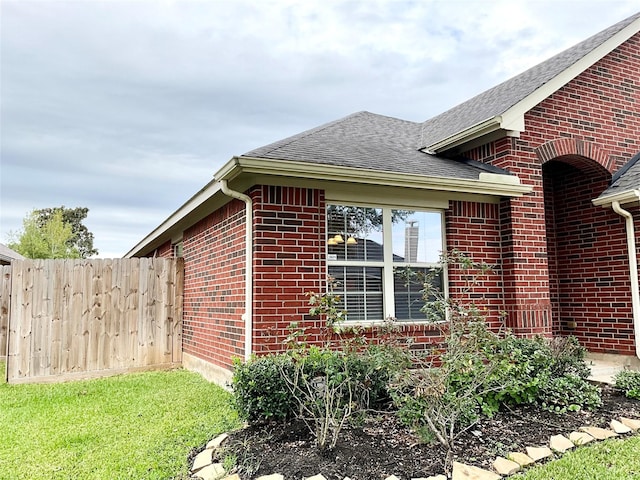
[326, 204, 444, 322]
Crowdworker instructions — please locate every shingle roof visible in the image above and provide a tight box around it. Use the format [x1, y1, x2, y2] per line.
[242, 111, 506, 181]
[243, 13, 640, 180]
[600, 151, 640, 198]
[420, 12, 640, 149]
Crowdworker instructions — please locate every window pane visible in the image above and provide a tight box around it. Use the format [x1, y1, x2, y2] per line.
[391, 210, 442, 264]
[328, 266, 383, 321]
[393, 267, 443, 321]
[327, 205, 383, 261]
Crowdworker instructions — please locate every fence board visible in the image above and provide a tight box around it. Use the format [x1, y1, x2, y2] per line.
[6, 258, 183, 384]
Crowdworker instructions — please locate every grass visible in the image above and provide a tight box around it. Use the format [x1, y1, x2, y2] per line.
[513, 436, 640, 479]
[3, 361, 639, 480]
[0, 362, 240, 480]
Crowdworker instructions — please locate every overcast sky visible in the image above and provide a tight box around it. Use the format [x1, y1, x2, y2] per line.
[1, 0, 638, 257]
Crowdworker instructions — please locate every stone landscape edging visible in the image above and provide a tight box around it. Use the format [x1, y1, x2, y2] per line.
[189, 415, 640, 480]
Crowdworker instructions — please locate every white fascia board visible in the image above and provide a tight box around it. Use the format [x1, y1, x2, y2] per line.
[235, 156, 532, 197]
[425, 117, 506, 154]
[428, 17, 640, 154]
[592, 189, 640, 207]
[125, 155, 532, 257]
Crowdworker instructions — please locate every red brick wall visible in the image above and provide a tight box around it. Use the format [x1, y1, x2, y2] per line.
[445, 201, 506, 331]
[250, 185, 452, 355]
[250, 185, 327, 353]
[465, 137, 554, 336]
[154, 240, 173, 258]
[181, 200, 246, 370]
[465, 32, 640, 351]
[543, 160, 634, 354]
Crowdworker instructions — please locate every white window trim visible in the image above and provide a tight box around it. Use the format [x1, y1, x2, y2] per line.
[326, 202, 448, 325]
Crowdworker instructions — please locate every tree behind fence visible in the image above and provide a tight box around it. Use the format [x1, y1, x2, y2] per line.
[4, 258, 183, 384]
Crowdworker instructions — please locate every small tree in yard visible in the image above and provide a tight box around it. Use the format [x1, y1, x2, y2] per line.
[280, 280, 367, 452]
[391, 250, 505, 474]
[390, 250, 601, 476]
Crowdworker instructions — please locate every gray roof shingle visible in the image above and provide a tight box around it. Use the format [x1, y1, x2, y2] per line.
[242, 13, 640, 184]
[242, 111, 506, 181]
[420, 12, 640, 149]
[600, 152, 640, 198]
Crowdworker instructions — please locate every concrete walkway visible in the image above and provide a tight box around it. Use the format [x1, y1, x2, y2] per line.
[587, 354, 640, 384]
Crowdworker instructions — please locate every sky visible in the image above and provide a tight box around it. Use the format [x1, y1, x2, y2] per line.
[1, 0, 639, 258]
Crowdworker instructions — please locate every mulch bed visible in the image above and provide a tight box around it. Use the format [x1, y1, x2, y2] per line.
[210, 385, 640, 480]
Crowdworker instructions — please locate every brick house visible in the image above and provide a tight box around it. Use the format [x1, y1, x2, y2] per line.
[127, 13, 640, 383]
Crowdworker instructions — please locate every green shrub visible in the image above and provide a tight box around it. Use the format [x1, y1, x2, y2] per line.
[391, 321, 500, 444]
[231, 344, 404, 428]
[479, 335, 591, 415]
[538, 374, 602, 413]
[614, 370, 640, 400]
[361, 344, 412, 408]
[480, 335, 552, 414]
[232, 355, 295, 422]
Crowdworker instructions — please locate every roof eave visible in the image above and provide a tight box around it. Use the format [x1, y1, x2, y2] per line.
[425, 116, 524, 154]
[126, 156, 532, 257]
[592, 189, 640, 207]
[236, 156, 532, 197]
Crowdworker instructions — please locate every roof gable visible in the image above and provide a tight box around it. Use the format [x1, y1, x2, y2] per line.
[421, 12, 640, 153]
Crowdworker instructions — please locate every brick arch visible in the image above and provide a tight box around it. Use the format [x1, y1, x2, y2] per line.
[535, 139, 615, 174]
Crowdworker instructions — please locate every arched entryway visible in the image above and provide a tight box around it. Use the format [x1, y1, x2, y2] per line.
[541, 152, 634, 354]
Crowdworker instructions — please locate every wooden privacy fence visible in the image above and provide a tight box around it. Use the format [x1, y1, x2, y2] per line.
[3, 258, 183, 384]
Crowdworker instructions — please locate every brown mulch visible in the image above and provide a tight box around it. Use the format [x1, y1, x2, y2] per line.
[201, 385, 640, 480]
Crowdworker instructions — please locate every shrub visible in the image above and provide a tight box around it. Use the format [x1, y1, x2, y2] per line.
[478, 335, 593, 415]
[614, 370, 640, 400]
[480, 335, 552, 414]
[363, 343, 412, 408]
[281, 342, 407, 450]
[547, 335, 590, 379]
[538, 374, 602, 413]
[381, 250, 600, 476]
[283, 346, 358, 451]
[232, 355, 295, 422]
[390, 318, 505, 476]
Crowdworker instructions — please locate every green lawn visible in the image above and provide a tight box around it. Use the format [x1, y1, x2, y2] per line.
[3, 362, 639, 480]
[513, 436, 640, 480]
[0, 363, 240, 480]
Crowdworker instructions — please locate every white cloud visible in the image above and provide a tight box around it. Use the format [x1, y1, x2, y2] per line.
[2, 0, 638, 256]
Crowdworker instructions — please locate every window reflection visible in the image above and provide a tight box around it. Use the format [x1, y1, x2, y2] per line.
[327, 204, 443, 322]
